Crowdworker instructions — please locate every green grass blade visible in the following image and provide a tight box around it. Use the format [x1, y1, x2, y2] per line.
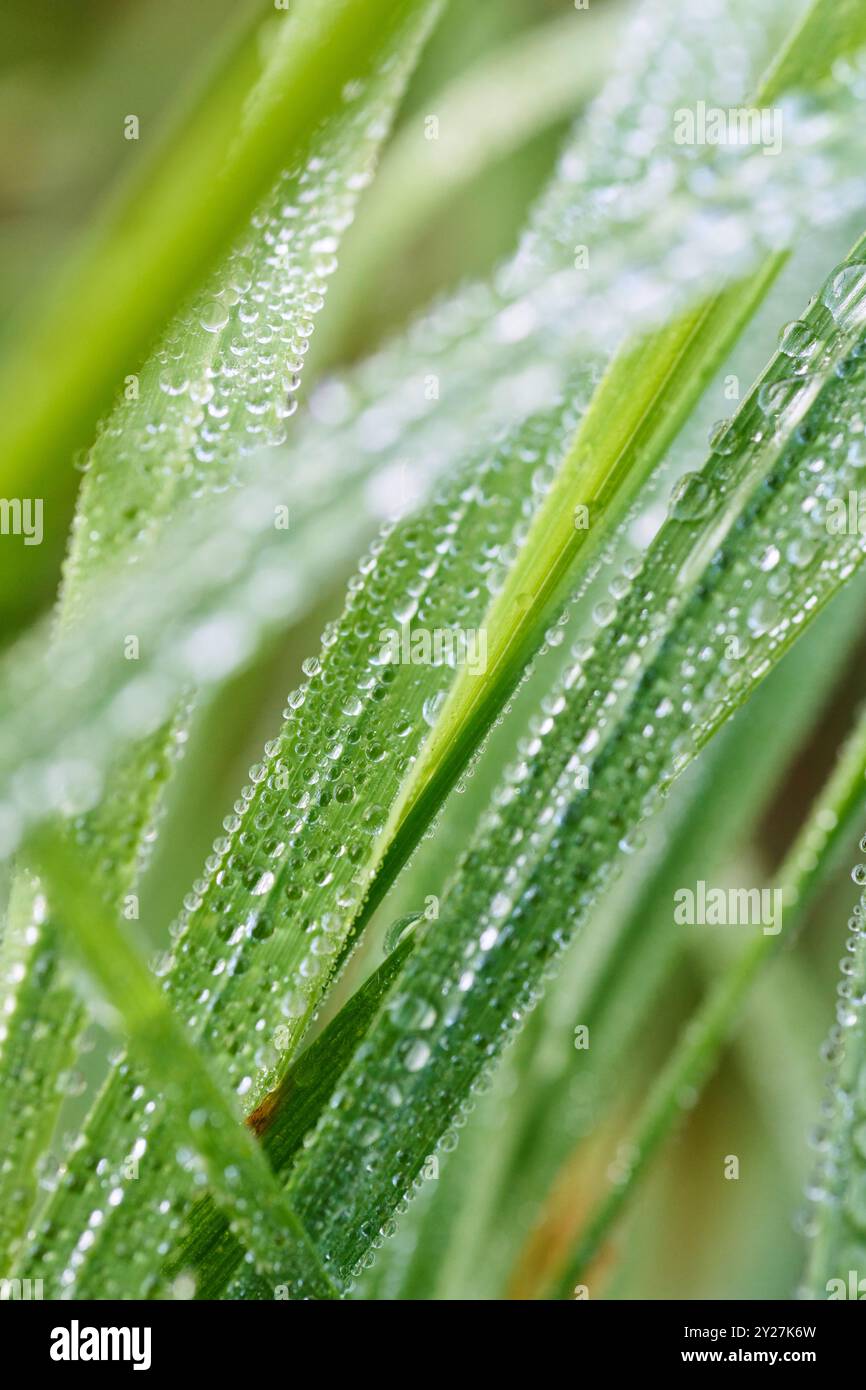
[760, 0, 866, 99]
[59, 1, 444, 629]
[165, 935, 417, 1299]
[429, 583, 866, 1300]
[0, 874, 82, 1265]
[374, 267, 784, 905]
[29, 829, 339, 1300]
[0, 719, 185, 1268]
[805, 877, 866, 1294]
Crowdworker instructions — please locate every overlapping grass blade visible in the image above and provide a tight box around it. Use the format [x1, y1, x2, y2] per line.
[266, 239, 866, 1287]
[390, 582, 866, 1298]
[29, 830, 338, 1300]
[165, 935, 418, 1299]
[0, 0, 442, 1270]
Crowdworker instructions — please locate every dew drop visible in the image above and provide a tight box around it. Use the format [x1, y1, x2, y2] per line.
[200, 301, 230, 333]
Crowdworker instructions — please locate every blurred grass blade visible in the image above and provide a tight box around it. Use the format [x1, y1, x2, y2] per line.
[760, 0, 866, 97]
[550, 701, 866, 1298]
[307, 2, 623, 372]
[0, 0, 442, 510]
[0, 453, 426, 850]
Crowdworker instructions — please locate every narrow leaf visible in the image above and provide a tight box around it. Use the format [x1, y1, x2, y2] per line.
[552, 699, 866, 1298]
[30, 830, 339, 1300]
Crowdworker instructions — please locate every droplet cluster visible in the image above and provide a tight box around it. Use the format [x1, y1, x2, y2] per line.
[801, 873, 866, 1294]
[509, 0, 866, 347]
[61, 27, 429, 619]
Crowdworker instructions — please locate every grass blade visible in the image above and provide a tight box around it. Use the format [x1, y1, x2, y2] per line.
[166, 935, 417, 1299]
[550, 700, 866, 1297]
[307, 2, 623, 372]
[29, 830, 339, 1300]
[415, 581, 866, 1299]
[805, 865, 866, 1294]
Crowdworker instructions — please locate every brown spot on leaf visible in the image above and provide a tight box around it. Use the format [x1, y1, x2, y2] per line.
[245, 1086, 282, 1139]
